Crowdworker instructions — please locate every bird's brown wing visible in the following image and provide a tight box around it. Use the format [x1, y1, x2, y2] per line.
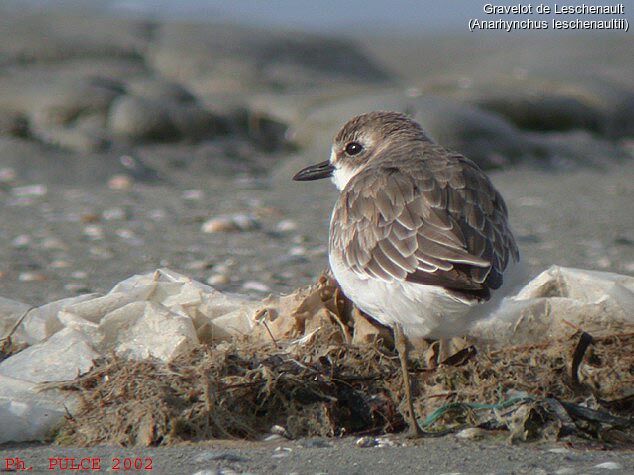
[329, 148, 519, 301]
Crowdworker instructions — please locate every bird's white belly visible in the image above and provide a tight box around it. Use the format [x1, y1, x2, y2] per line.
[330, 253, 527, 340]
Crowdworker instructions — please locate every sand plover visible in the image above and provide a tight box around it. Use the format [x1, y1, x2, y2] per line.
[294, 111, 522, 435]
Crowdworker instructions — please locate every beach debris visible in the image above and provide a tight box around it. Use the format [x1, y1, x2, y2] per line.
[288, 246, 306, 256]
[455, 428, 487, 440]
[375, 436, 398, 448]
[201, 214, 261, 233]
[548, 448, 571, 454]
[554, 467, 576, 475]
[0, 266, 632, 445]
[271, 447, 293, 459]
[207, 274, 230, 286]
[593, 462, 623, 470]
[83, 224, 104, 239]
[11, 184, 47, 198]
[355, 436, 378, 448]
[107, 174, 133, 190]
[115, 228, 144, 246]
[275, 219, 298, 233]
[185, 260, 213, 271]
[18, 272, 47, 282]
[270, 425, 290, 439]
[242, 281, 271, 293]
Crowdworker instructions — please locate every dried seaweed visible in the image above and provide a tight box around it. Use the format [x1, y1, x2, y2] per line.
[52, 276, 634, 447]
[54, 339, 405, 445]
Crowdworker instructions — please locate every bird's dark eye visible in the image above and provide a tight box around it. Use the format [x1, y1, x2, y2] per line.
[345, 142, 363, 156]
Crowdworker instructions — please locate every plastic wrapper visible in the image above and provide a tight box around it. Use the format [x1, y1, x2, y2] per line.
[0, 375, 74, 443]
[472, 266, 634, 346]
[0, 328, 99, 383]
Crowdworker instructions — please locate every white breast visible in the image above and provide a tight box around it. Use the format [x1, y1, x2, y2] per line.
[329, 248, 527, 340]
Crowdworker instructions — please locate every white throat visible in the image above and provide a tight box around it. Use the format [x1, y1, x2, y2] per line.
[329, 149, 363, 190]
[331, 164, 359, 190]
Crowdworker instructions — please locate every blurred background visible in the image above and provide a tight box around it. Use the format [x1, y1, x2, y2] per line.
[1, 0, 633, 305]
[0, 0, 533, 32]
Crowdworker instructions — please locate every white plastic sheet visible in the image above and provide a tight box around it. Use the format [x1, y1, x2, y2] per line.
[0, 375, 73, 443]
[1, 266, 633, 443]
[0, 269, 259, 443]
[472, 266, 634, 345]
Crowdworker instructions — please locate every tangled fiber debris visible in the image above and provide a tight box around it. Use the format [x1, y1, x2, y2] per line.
[53, 290, 633, 447]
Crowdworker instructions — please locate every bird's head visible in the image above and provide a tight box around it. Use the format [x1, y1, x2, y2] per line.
[293, 111, 429, 190]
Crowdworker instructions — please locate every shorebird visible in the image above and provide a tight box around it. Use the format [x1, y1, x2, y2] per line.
[293, 111, 522, 436]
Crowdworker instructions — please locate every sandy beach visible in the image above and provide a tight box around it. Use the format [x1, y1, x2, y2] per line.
[0, 3, 633, 473]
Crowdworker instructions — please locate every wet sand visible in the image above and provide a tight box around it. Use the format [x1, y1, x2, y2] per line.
[2, 436, 633, 474]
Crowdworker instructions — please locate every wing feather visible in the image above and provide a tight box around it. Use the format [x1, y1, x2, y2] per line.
[330, 144, 519, 301]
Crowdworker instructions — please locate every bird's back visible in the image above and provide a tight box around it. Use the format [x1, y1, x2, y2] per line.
[329, 141, 519, 304]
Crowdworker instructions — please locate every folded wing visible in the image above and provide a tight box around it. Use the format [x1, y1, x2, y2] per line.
[330, 147, 519, 302]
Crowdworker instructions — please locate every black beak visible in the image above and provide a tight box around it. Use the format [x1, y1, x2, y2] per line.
[293, 160, 334, 181]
